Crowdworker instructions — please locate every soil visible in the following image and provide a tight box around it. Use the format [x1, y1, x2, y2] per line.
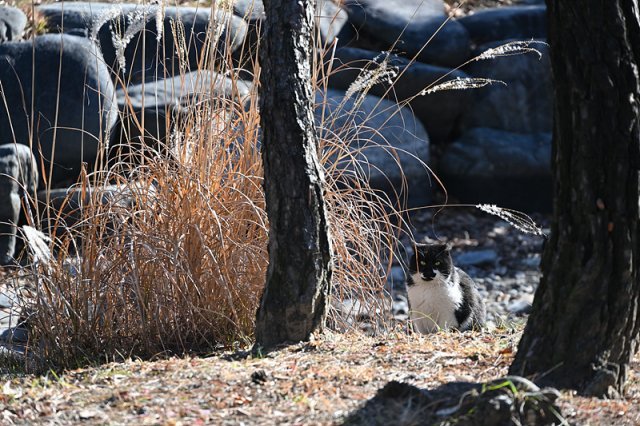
[1, 328, 639, 425]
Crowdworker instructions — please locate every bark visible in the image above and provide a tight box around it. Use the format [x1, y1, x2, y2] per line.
[254, 0, 332, 348]
[510, 0, 640, 397]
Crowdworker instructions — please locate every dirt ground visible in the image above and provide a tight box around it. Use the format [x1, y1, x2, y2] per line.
[1, 328, 639, 425]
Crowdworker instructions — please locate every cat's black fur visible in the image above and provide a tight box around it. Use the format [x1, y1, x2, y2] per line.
[407, 243, 486, 332]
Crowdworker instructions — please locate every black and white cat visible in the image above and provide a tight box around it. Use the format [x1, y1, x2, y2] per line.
[407, 242, 486, 333]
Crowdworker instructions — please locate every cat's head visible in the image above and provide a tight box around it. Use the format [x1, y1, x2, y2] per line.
[409, 243, 453, 283]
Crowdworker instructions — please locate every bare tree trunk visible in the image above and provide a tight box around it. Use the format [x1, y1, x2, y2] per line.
[510, 0, 640, 397]
[254, 0, 332, 348]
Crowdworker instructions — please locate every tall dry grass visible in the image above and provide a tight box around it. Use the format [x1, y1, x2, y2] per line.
[7, 0, 410, 370]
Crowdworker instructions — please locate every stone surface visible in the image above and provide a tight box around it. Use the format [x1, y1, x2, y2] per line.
[0, 145, 37, 266]
[340, 0, 470, 67]
[328, 47, 471, 142]
[38, 3, 248, 83]
[0, 34, 118, 186]
[459, 6, 547, 46]
[455, 249, 498, 267]
[460, 39, 552, 134]
[113, 70, 252, 153]
[507, 294, 534, 315]
[316, 89, 431, 207]
[233, 0, 348, 47]
[438, 127, 551, 211]
[38, 182, 156, 234]
[0, 6, 27, 42]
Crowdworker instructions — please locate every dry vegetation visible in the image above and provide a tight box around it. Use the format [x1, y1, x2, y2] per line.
[1, 328, 640, 424]
[0, 0, 638, 425]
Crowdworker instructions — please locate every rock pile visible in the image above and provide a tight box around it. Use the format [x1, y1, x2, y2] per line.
[0, 1, 551, 280]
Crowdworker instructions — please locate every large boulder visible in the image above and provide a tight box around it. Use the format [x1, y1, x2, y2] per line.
[232, 0, 350, 76]
[340, 0, 471, 67]
[459, 39, 552, 134]
[38, 3, 248, 83]
[0, 34, 118, 186]
[233, 0, 348, 47]
[0, 144, 37, 265]
[438, 127, 551, 212]
[328, 47, 471, 142]
[458, 6, 547, 47]
[113, 70, 252, 156]
[316, 89, 431, 207]
[0, 6, 27, 42]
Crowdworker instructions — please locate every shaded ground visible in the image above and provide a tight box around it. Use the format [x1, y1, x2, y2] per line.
[1, 329, 639, 425]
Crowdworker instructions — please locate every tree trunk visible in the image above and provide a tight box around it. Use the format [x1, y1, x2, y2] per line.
[254, 0, 332, 348]
[510, 0, 640, 397]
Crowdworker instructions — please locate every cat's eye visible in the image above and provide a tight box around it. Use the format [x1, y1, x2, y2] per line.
[434, 261, 441, 266]
[419, 261, 426, 266]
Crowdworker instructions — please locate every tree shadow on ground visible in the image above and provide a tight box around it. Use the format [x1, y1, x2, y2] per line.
[342, 376, 564, 426]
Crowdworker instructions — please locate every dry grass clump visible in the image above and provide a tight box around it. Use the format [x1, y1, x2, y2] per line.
[24, 89, 267, 368]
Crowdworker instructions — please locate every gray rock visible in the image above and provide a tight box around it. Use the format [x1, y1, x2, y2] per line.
[0, 6, 27, 42]
[0, 287, 16, 309]
[386, 265, 406, 290]
[316, 89, 431, 207]
[438, 127, 552, 212]
[441, 128, 551, 177]
[0, 325, 27, 344]
[38, 182, 156, 234]
[341, 0, 470, 67]
[507, 294, 534, 315]
[458, 6, 546, 46]
[391, 292, 409, 321]
[0, 35, 118, 186]
[328, 47, 471, 142]
[460, 39, 552, 134]
[38, 3, 248, 83]
[455, 249, 498, 267]
[233, 0, 348, 47]
[113, 70, 252, 154]
[0, 145, 37, 266]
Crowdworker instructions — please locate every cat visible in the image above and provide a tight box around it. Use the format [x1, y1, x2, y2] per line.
[407, 242, 486, 333]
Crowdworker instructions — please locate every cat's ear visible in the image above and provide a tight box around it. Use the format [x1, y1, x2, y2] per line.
[445, 242, 454, 252]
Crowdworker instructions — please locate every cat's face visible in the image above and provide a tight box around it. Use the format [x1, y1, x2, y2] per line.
[409, 243, 453, 282]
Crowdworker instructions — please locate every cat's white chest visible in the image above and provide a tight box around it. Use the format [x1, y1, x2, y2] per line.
[407, 272, 463, 333]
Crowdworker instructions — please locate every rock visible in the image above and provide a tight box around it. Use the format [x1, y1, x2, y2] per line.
[38, 182, 156, 234]
[0, 6, 27, 42]
[38, 3, 248, 83]
[316, 0, 351, 47]
[507, 294, 534, 315]
[233, 0, 348, 47]
[386, 265, 406, 290]
[0, 145, 37, 266]
[438, 127, 552, 212]
[455, 249, 498, 267]
[340, 0, 471, 67]
[0, 34, 118, 186]
[113, 70, 252, 153]
[316, 89, 431, 207]
[0, 286, 17, 309]
[460, 39, 552, 134]
[232, 0, 349, 76]
[458, 6, 547, 46]
[328, 47, 471, 142]
[0, 325, 27, 344]
[391, 292, 409, 321]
